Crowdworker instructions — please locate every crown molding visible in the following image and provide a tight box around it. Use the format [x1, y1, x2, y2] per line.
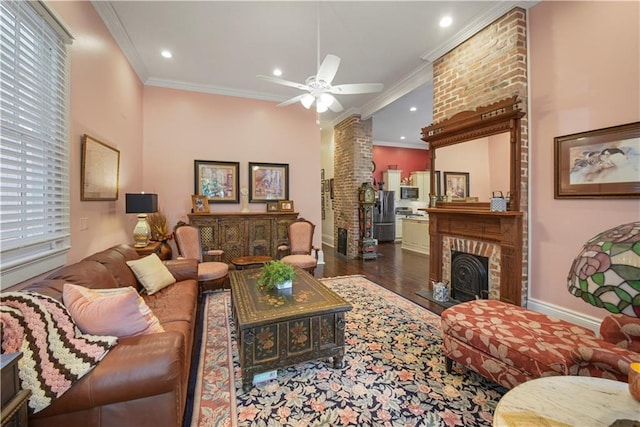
[91, 1, 148, 83]
[361, 62, 433, 120]
[421, 1, 535, 62]
[373, 140, 428, 150]
[145, 78, 286, 103]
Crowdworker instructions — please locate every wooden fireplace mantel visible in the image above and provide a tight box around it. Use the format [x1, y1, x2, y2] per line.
[424, 208, 523, 305]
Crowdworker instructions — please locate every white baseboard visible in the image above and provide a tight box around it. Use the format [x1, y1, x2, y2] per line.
[526, 298, 601, 333]
[322, 234, 334, 248]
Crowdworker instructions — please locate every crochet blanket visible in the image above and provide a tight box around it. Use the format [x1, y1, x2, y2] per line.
[1, 292, 117, 413]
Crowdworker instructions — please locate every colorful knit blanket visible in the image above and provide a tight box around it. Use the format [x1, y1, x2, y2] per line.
[1, 292, 117, 413]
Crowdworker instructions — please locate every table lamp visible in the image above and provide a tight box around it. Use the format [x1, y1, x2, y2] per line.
[125, 193, 158, 248]
[567, 221, 640, 317]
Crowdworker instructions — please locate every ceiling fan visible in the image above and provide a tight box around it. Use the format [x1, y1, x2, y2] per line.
[257, 54, 383, 114]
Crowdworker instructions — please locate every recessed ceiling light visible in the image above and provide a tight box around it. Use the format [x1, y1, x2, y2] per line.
[273, 68, 282, 76]
[410, 106, 417, 112]
[440, 16, 453, 28]
[400, 136, 406, 140]
[161, 50, 172, 59]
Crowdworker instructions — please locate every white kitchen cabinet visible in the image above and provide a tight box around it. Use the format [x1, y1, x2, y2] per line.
[382, 170, 402, 202]
[395, 217, 403, 241]
[410, 171, 431, 203]
[401, 218, 430, 255]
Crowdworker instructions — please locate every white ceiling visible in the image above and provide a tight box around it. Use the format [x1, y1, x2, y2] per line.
[93, 1, 532, 148]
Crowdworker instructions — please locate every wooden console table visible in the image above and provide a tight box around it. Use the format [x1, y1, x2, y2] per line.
[188, 212, 298, 263]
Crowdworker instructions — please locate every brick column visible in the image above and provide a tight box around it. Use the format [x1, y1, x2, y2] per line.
[333, 115, 373, 259]
[431, 7, 529, 302]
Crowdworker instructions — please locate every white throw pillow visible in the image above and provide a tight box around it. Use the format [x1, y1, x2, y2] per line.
[126, 254, 176, 295]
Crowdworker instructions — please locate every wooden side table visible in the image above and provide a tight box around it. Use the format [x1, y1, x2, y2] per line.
[231, 255, 272, 270]
[130, 241, 171, 260]
[1, 352, 30, 427]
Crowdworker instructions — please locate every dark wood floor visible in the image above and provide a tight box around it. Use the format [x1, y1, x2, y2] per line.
[314, 242, 445, 316]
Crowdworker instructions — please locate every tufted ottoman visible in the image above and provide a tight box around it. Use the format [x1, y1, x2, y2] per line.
[440, 299, 599, 389]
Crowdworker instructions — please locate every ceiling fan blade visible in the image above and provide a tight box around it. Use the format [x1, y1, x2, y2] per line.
[327, 95, 344, 113]
[257, 75, 309, 91]
[277, 94, 309, 107]
[329, 83, 384, 94]
[316, 54, 341, 84]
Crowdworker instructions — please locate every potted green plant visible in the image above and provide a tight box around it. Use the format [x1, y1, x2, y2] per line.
[258, 260, 296, 291]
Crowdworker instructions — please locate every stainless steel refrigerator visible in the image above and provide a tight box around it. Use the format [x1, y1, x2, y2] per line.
[373, 190, 395, 242]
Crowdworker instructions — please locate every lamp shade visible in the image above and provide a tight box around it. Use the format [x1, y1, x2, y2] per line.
[567, 221, 640, 317]
[125, 193, 158, 214]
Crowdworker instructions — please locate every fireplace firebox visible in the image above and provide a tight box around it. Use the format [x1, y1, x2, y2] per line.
[451, 251, 489, 302]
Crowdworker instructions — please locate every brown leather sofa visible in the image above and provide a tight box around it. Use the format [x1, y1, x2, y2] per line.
[22, 244, 199, 427]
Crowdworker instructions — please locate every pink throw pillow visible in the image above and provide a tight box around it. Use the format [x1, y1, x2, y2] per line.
[63, 283, 164, 338]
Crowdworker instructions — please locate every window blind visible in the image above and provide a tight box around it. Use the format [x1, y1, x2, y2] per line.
[1, 1, 73, 288]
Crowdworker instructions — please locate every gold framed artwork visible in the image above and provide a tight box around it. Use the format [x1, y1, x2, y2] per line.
[81, 134, 120, 201]
[278, 200, 294, 212]
[554, 122, 640, 198]
[194, 160, 240, 203]
[248, 162, 289, 202]
[191, 194, 210, 213]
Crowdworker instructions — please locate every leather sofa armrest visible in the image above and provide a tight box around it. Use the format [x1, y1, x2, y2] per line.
[571, 340, 640, 378]
[600, 314, 640, 352]
[163, 259, 198, 281]
[35, 332, 184, 417]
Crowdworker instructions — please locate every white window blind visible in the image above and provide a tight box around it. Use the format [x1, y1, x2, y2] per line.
[1, 1, 73, 288]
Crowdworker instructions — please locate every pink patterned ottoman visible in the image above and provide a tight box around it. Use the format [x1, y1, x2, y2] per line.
[441, 299, 638, 389]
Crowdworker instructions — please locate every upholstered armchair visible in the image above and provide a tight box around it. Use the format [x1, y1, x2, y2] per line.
[278, 218, 320, 275]
[174, 222, 228, 294]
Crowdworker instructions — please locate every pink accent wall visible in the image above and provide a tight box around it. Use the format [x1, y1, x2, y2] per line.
[142, 87, 322, 247]
[50, 2, 144, 263]
[372, 146, 430, 184]
[529, 1, 640, 319]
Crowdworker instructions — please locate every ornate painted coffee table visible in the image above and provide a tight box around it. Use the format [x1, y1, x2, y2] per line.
[230, 268, 352, 392]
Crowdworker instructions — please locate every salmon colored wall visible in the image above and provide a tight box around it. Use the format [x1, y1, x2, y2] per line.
[50, 2, 143, 263]
[529, 1, 640, 320]
[372, 146, 430, 185]
[141, 87, 322, 248]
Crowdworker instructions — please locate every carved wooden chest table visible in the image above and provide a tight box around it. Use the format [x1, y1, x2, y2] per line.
[230, 268, 352, 391]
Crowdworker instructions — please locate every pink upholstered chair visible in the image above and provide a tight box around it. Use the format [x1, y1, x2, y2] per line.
[174, 223, 228, 294]
[278, 218, 319, 275]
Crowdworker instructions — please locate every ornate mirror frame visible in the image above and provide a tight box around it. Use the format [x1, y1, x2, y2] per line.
[421, 96, 526, 211]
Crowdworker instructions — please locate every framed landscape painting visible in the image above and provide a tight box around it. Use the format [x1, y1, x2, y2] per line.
[554, 122, 640, 198]
[249, 162, 289, 202]
[194, 160, 240, 203]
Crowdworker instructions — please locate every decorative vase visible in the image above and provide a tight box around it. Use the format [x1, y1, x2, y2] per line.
[159, 240, 173, 260]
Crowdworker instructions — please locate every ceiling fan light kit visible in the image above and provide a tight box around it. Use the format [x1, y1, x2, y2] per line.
[258, 53, 383, 114]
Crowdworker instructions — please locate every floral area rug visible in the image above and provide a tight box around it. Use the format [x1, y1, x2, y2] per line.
[185, 275, 506, 427]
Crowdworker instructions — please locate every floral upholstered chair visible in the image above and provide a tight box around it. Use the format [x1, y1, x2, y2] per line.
[278, 218, 320, 275]
[174, 222, 228, 295]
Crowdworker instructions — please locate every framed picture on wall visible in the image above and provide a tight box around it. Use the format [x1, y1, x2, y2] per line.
[81, 134, 120, 201]
[194, 160, 240, 203]
[443, 171, 470, 201]
[554, 122, 640, 198]
[248, 162, 289, 202]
